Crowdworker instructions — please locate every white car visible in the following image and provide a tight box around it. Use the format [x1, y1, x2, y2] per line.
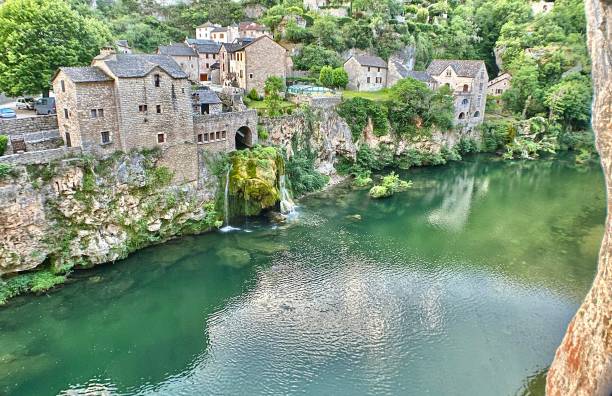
[16, 97, 35, 110]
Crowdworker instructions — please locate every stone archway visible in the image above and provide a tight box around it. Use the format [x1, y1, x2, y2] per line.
[235, 126, 253, 150]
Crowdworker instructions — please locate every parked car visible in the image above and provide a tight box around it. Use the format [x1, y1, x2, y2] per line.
[0, 108, 17, 118]
[34, 97, 56, 115]
[16, 97, 35, 110]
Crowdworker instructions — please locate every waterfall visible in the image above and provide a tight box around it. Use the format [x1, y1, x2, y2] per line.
[221, 165, 238, 232]
[279, 174, 296, 214]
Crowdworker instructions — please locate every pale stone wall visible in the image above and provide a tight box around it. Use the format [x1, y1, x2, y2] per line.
[53, 71, 81, 148]
[344, 57, 387, 92]
[0, 147, 82, 165]
[198, 52, 220, 82]
[0, 115, 58, 135]
[546, 1, 612, 394]
[172, 54, 199, 82]
[193, 109, 258, 152]
[74, 81, 120, 156]
[487, 75, 511, 96]
[245, 37, 287, 95]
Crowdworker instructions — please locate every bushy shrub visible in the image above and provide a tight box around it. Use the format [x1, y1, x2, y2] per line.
[368, 172, 412, 199]
[0, 135, 8, 156]
[457, 138, 480, 155]
[0, 163, 13, 180]
[247, 88, 260, 101]
[337, 98, 388, 141]
[286, 150, 329, 196]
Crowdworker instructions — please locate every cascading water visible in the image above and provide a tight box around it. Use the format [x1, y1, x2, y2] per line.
[279, 174, 296, 215]
[221, 165, 238, 232]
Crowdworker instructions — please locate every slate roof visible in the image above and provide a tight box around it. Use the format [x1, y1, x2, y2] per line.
[488, 72, 511, 86]
[104, 54, 188, 79]
[351, 55, 388, 69]
[195, 42, 222, 54]
[222, 38, 256, 53]
[56, 67, 113, 83]
[426, 60, 485, 78]
[116, 40, 130, 48]
[404, 70, 436, 83]
[211, 26, 228, 33]
[193, 88, 221, 104]
[239, 22, 268, 31]
[157, 43, 197, 57]
[197, 22, 216, 28]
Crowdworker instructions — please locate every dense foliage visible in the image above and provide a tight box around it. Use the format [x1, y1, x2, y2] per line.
[368, 172, 412, 199]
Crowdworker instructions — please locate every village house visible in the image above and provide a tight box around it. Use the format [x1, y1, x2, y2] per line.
[343, 55, 388, 91]
[196, 22, 217, 41]
[426, 59, 489, 128]
[50, 48, 259, 182]
[186, 38, 222, 83]
[487, 72, 512, 96]
[156, 43, 199, 82]
[238, 22, 272, 39]
[115, 40, 131, 54]
[219, 36, 288, 95]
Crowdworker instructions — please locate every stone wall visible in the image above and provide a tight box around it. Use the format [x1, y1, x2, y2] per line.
[546, 0, 612, 394]
[0, 115, 58, 136]
[193, 109, 258, 153]
[0, 147, 82, 165]
[245, 37, 287, 95]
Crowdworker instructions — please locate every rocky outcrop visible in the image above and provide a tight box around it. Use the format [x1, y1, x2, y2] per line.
[0, 150, 221, 276]
[546, 1, 612, 395]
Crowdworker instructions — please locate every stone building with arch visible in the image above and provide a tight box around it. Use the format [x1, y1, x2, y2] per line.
[51, 48, 258, 184]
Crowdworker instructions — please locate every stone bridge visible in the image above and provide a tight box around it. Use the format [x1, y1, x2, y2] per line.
[193, 109, 258, 153]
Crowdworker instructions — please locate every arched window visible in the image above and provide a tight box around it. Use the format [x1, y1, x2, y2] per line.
[462, 98, 469, 105]
[462, 84, 469, 93]
[473, 111, 480, 118]
[458, 112, 465, 120]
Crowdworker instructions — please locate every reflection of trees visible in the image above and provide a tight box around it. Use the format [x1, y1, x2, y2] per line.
[516, 367, 547, 396]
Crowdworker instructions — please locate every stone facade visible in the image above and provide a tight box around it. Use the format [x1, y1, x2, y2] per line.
[487, 72, 512, 96]
[344, 56, 388, 91]
[220, 36, 287, 95]
[426, 60, 489, 129]
[193, 109, 258, 153]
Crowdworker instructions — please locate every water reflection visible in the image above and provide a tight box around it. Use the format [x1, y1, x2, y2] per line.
[0, 155, 605, 396]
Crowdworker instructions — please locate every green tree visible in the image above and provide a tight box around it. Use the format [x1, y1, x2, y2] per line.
[332, 67, 349, 89]
[319, 66, 335, 88]
[264, 76, 285, 117]
[293, 44, 343, 76]
[311, 15, 344, 51]
[545, 74, 592, 130]
[0, 0, 112, 96]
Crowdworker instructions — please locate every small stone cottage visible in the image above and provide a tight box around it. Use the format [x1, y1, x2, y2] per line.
[156, 43, 199, 82]
[343, 55, 388, 92]
[487, 72, 512, 96]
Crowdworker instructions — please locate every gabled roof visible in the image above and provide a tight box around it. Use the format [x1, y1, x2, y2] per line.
[195, 42, 222, 54]
[197, 22, 216, 28]
[222, 37, 256, 53]
[239, 22, 268, 32]
[193, 88, 222, 104]
[103, 54, 188, 79]
[488, 72, 512, 86]
[157, 43, 197, 57]
[116, 40, 130, 48]
[426, 60, 485, 78]
[54, 66, 113, 83]
[350, 55, 388, 69]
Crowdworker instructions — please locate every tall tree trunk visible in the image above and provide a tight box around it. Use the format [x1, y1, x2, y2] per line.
[546, 1, 612, 395]
[42, 89, 49, 98]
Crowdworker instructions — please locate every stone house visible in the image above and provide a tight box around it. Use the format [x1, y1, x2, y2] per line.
[531, 0, 554, 14]
[51, 49, 259, 182]
[186, 39, 222, 83]
[238, 22, 272, 39]
[115, 40, 131, 54]
[196, 22, 218, 41]
[210, 26, 241, 44]
[156, 43, 199, 82]
[343, 55, 388, 91]
[487, 72, 512, 96]
[426, 59, 489, 128]
[219, 36, 287, 95]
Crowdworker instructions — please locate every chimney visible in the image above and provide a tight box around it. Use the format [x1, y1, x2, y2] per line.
[97, 46, 117, 60]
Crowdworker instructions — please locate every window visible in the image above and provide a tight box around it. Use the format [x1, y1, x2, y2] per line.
[154, 74, 161, 87]
[206, 63, 209, 68]
[462, 98, 469, 105]
[203, 133, 209, 142]
[473, 111, 480, 118]
[220, 34, 224, 39]
[222, 131, 226, 139]
[156, 105, 161, 114]
[496, 89, 502, 95]
[101, 131, 110, 144]
[216, 131, 220, 140]
[377, 67, 381, 72]
[91, 109, 97, 118]
[240, 70, 243, 78]
[367, 77, 371, 83]
[209, 132, 215, 141]
[446, 69, 452, 77]
[64, 108, 69, 119]
[197, 133, 203, 143]
[462, 84, 469, 92]
[458, 112, 465, 120]
[206, 54, 209, 59]
[98, 108, 104, 117]
[368, 67, 371, 72]
[249, 73, 253, 79]
[139, 105, 148, 112]
[181, 88, 185, 94]
[61, 80, 65, 93]
[65, 132, 72, 148]
[157, 133, 165, 144]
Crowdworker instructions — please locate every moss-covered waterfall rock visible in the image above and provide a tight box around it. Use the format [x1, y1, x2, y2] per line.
[228, 146, 284, 216]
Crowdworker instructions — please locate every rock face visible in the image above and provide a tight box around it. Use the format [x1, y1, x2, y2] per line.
[546, 1, 612, 395]
[0, 151, 220, 276]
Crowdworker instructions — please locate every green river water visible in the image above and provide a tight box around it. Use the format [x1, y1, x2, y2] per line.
[0, 155, 606, 395]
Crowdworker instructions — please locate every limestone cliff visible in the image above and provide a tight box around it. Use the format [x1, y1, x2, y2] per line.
[546, 0, 612, 394]
[0, 150, 221, 277]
